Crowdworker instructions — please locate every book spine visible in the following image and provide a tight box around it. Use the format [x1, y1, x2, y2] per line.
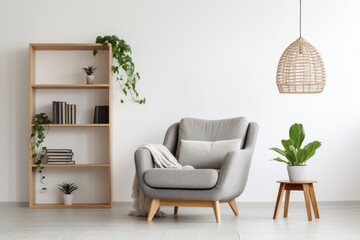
[46, 149, 72, 153]
[62, 102, 66, 124]
[52, 101, 56, 124]
[74, 104, 76, 124]
[105, 106, 109, 124]
[65, 103, 69, 124]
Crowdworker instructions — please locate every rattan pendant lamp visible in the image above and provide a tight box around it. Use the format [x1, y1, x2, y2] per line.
[276, 0, 326, 93]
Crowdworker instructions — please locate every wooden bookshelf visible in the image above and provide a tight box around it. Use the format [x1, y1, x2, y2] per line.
[28, 43, 113, 208]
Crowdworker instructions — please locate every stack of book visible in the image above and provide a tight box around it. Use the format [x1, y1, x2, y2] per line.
[52, 101, 76, 124]
[94, 106, 109, 124]
[46, 149, 75, 165]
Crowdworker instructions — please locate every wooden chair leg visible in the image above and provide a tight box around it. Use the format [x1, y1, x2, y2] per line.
[174, 206, 178, 215]
[309, 183, 320, 219]
[273, 183, 285, 219]
[147, 199, 160, 222]
[302, 184, 312, 221]
[212, 200, 221, 223]
[228, 199, 238, 216]
[284, 190, 291, 218]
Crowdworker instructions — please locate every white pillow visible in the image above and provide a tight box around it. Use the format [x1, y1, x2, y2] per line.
[178, 139, 242, 169]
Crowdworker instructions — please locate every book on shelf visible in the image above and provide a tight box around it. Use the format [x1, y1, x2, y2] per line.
[46, 149, 72, 153]
[46, 161, 76, 165]
[47, 158, 74, 162]
[94, 105, 109, 124]
[46, 152, 74, 156]
[52, 101, 76, 124]
[47, 155, 73, 159]
[46, 149, 73, 161]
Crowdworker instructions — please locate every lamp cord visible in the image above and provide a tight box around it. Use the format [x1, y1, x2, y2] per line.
[299, 0, 302, 37]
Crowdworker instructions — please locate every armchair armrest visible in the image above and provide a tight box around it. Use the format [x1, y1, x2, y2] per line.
[216, 149, 253, 199]
[134, 148, 154, 185]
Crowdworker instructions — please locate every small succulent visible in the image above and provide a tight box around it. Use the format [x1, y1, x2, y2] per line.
[58, 182, 79, 195]
[82, 66, 97, 75]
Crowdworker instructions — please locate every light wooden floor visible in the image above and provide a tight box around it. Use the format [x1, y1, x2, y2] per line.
[0, 203, 359, 240]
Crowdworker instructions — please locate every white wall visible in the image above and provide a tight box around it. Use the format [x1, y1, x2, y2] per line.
[1, 0, 360, 203]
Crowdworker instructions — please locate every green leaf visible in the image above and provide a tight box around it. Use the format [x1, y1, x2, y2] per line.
[271, 157, 289, 165]
[304, 141, 322, 160]
[269, 147, 287, 157]
[281, 139, 294, 152]
[289, 123, 305, 148]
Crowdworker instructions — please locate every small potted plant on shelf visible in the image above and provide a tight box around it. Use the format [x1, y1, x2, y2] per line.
[270, 123, 322, 181]
[58, 182, 79, 205]
[83, 66, 97, 84]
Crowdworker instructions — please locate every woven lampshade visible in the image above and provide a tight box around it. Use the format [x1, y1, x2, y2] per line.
[276, 37, 326, 93]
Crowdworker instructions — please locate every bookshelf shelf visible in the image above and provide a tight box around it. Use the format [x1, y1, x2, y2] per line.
[28, 43, 113, 208]
[32, 164, 110, 168]
[32, 84, 110, 89]
[32, 124, 110, 127]
[29, 203, 111, 209]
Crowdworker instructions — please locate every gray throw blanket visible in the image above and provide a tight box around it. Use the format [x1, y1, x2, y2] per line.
[129, 144, 193, 217]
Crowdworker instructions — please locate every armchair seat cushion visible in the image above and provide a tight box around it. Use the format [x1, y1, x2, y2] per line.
[144, 169, 219, 189]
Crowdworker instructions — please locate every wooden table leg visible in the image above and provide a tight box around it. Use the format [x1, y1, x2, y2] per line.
[273, 183, 285, 219]
[284, 190, 291, 218]
[302, 184, 312, 221]
[309, 183, 320, 219]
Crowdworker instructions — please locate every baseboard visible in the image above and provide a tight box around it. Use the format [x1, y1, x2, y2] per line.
[0, 202, 28, 207]
[114, 201, 360, 208]
[1, 201, 359, 208]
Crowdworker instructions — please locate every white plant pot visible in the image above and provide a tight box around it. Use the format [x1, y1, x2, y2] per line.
[86, 75, 95, 84]
[287, 166, 308, 182]
[63, 194, 73, 205]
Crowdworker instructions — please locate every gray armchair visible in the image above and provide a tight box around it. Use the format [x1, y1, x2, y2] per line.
[135, 117, 258, 223]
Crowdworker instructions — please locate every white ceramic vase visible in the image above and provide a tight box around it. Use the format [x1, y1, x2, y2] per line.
[86, 75, 95, 84]
[287, 166, 308, 182]
[63, 194, 73, 205]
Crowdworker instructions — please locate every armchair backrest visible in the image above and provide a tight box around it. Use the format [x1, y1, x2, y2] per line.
[163, 117, 257, 168]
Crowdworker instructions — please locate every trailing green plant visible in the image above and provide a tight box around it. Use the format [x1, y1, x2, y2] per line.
[93, 35, 146, 104]
[31, 113, 51, 192]
[58, 182, 79, 195]
[82, 66, 97, 75]
[270, 123, 321, 166]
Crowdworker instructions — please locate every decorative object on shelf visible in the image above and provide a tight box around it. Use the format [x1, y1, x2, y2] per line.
[93, 106, 109, 124]
[31, 113, 51, 192]
[93, 35, 146, 104]
[276, 0, 326, 94]
[58, 182, 79, 206]
[82, 66, 97, 84]
[52, 101, 76, 124]
[270, 123, 321, 181]
[46, 149, 75, 165]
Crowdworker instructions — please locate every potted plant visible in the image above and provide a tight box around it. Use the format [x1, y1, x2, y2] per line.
[270, 123, 322, 181]
[58, 182, 79, 205]
[31, 113, 51, 192]
[93, 35, 146, 104]
[83, 66, 97, 84]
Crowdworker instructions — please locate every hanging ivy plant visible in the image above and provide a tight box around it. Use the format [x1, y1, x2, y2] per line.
[93, 35, 146, 104]
[31, 113, 51, 192]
